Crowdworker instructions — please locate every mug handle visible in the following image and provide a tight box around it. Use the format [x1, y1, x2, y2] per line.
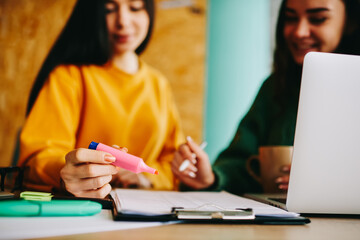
[246, 155, 262, 183]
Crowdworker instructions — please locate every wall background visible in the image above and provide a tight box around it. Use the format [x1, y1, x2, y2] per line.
[143, 0, 206, 144]
[205, 0, 273, 162]
[0, 0, 77, 166]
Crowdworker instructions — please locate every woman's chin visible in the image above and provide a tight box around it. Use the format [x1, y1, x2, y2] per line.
[293, 56, 305, 65]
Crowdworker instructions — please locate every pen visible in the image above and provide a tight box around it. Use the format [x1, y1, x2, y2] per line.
[191, 141, 207, 161]
[179, 141, 207, 173]
[0, 200, 102, 217]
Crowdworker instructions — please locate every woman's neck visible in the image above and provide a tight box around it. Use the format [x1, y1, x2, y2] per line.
[111, 52, 139, 74]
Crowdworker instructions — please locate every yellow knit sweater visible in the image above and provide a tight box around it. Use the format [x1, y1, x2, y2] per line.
[19, 60, 184, 192]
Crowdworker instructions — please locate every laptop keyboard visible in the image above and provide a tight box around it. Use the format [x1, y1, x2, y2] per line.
[269, 198, 287, 204]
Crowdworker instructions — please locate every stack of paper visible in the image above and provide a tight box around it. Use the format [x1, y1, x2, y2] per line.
[110, 189, 301, 221]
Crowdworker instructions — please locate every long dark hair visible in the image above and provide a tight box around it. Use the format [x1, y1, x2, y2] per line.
[26, 0, 155, 115]
[272, 0, 360, 92]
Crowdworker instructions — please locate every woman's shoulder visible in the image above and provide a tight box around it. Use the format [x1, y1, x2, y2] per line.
[50, 64, 106, 82]
[50, 64, 84, 79]
[139, 60, 165, 76]
[47, 64, 104, 90]
[252, 73, 277, 99]
[259, 73, 277, 89]
[139, 60, 170, 85]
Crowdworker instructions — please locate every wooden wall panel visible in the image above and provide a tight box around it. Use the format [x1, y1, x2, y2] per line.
[0, 0, 76, 166]
[143, 0, 207, 144]
[0, 0, 206, 166]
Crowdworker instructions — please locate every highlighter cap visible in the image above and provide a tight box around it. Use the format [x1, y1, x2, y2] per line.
[88, 141, 99, 150]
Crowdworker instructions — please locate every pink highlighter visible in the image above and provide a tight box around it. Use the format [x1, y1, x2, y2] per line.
[88, 141, 158, 175]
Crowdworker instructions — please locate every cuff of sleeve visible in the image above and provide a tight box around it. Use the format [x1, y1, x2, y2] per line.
[178, 171, 221, 192]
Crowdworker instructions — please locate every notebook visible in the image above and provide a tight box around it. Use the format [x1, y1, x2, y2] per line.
[246, 52, 360, 215]
[110, 189, 309, 224]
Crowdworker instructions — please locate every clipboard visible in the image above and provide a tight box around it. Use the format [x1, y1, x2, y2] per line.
[172, 204, 254, 220]
[110, 189, 310, 224]
[111, 204, 255, 223]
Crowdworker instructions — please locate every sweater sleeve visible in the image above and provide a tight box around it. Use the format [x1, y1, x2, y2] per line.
[18, 65, 82, 192]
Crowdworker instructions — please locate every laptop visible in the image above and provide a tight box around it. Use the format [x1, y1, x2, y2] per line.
[246, 52, 360, 215]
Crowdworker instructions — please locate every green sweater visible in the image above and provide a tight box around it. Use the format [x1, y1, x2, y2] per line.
[211, 74, 301, 195]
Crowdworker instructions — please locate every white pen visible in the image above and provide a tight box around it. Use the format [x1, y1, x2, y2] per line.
[191, 141, 207, 161]
[178, 141, 207, 174]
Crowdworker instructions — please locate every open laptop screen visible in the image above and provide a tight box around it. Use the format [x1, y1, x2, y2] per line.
[286, 52, 360, 214]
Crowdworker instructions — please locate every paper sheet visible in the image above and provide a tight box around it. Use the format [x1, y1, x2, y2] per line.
[0, 209, 172, 240]
[111, 189, 299, 218]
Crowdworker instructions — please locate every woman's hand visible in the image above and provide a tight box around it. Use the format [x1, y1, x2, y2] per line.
[110, 145, 152, 189]
[171, 136, 214, 190]
[111, 169, 152, 189]
[275, 164, 291, 190]
[60, 148, 119, 198]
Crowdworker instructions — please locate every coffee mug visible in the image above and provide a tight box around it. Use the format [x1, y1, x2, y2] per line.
[246, 146, 293, 193]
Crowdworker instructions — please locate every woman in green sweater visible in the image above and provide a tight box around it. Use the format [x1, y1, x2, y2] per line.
[171, 0, 360, 195]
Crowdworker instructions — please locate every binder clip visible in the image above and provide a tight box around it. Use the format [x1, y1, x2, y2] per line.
[171, 204, 254, 220]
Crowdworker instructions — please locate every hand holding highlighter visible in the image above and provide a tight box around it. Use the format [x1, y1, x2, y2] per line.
[88, 142, 159, 175]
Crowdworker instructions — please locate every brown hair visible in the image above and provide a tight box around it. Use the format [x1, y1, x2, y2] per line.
[26, 0, 155, 115]
[272, 0, 360, 92]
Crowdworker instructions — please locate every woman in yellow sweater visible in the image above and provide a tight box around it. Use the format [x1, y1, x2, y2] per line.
[19, 0, 184, 198]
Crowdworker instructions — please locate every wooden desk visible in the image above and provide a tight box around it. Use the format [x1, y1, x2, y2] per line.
[35, 217, 360, 240]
